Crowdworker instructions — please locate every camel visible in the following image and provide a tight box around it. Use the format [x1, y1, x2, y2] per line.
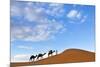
[48, 50, 55, 57]
[29, 55, 37, 61]
[37, 53, 46, 60]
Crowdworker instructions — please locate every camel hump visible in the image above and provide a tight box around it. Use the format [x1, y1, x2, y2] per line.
[49, 50, 52, 52]
[44, 53, 46, 55]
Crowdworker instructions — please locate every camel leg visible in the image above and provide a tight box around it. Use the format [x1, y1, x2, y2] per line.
[38, 57, 40, 60]
[29, 59, 31, 62]
[33, 59, 34, 62]
[51, 54, 52, 56]
[48, 54, 49, 57]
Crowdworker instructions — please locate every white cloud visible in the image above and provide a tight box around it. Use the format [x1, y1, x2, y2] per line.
[22, 3, 65, 22]
[14, 54, 28, 58]
[67, 10, 79, 19]
[80, 15, 87, 23]
[49, 3, 62, 7]
[76, 12, 82, 19]
[67, 9, 87, 24]
[23, 6, 45, 22]
[17, 45, 33, 50]
[46, 3, 65, 17]
[11, 5, 22, 17]
[11, 2, 66, 42]
[11, 19, 65, 42]
[12, 54, 30, 62]
[11, 2, 65, 22]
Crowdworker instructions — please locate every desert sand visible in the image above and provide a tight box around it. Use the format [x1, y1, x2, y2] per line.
[10, 48, 95, 67]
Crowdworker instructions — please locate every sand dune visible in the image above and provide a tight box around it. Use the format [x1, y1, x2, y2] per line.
[10, 49, 95, 67]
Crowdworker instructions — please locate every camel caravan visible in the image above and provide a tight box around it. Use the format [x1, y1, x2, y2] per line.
[29, 50, 58, 62]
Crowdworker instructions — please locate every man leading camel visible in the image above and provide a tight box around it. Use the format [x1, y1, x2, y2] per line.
[48, 50, 55, 57]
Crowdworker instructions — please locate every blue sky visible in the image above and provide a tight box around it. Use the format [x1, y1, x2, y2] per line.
[11, 1, 95, 62]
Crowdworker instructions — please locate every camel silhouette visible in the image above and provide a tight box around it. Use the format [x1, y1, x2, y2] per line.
[48, 50, 55, 57]
[29, 55, 37, 61]
[37, 53, 46, 60]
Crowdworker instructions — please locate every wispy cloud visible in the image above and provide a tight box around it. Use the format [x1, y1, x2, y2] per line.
[17, 45, 33, 50]
[12, 54, 30, 62]
[46, 3, 65, 17]
[67, 10, 79, 19]
[11, 2, 66, 42]
[23, 5, 45, 22]
[11, 19, 65, 41]
[11, 5, 21, 16]
[11, 2, 87, 42]
[67, 9, 87, 24]
[80, 15, 87, 23]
